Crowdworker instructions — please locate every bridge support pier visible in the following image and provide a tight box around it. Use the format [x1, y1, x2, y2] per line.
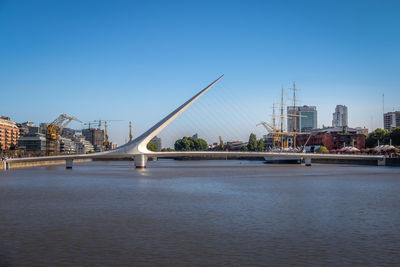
[377, 157, 386, 166]
[66, 159, 73, 169]
[3, 161, 9, 170]
[304, 158, 312, 166]
[135, 154, 147, 168]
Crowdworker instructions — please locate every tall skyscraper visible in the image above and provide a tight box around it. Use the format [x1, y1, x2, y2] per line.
[287, 105, 317, 132]
[332, 105, 348, 127]
[383, 111, 400, 130]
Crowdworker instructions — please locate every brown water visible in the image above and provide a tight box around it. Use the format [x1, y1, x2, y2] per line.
[1, 160, 400, 266]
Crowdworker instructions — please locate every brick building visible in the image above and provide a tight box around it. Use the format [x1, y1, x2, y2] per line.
[296, 126, 365, 151]
[0, 116, 20, 151]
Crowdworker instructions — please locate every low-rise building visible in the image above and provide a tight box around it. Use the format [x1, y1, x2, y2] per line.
[18, 133, 46, 153]
[0, 116, 20, 151]
[296, 126, 366, 151]
[225, 141, 246, 151]
[60, 137, 76, 154]
[73, 136, 94, 154]
[355, 127, 368, 135]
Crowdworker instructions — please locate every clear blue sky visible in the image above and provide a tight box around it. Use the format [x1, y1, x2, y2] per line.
[1, 0, 399, 147]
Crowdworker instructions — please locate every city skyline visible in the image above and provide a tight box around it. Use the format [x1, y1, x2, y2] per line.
[1, 0, 399, 146]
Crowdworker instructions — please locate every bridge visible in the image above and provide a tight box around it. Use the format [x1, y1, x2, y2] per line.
[3, 75, 386, 170]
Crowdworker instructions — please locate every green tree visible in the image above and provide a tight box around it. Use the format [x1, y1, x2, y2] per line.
[240, 145, 248, 151]
[247, 133, 258, 151]
[193, 138, 208, 150]
[389, 127, 400, 146]
[257, 138, 265, 151]
[315, 146, 329, 153]
[174, 137, 208, 151]
[366, 128, 390, 147]
[161, 148, 175, 152]
[147, 141, 157, 152]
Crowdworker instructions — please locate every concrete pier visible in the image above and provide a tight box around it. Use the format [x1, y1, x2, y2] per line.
[377, 157, 386, 166]
[66, 159, 73, 169]
[134, 154, 147, 168]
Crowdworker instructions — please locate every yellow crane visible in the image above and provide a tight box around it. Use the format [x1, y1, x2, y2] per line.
[219, 136, 224, 149]
[256, 121, 280, 148]
[129, 121, 133, 142]
[90, 119, 122, 150]
[103, 121, 111, 150]
[46, 114, 81, 156]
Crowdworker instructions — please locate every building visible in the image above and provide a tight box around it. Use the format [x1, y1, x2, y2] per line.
[61, 128, 76, 138]
[82, 128, 104, 151]
[0, 116, 20, 151]
[150, 136, 162, 151]
[287, 105, 317, 132]
[39, 123, 48, 134]
[59, 137, 76, 154]
[225, 141, 246, 151]
[17, 121, 41, 136]
[296, 126, 365, 151]
[383, 111, 400, 130]
[73, 136, 94, 154]
[332, 105, 348, 127]
[355, 127, 369, 135]
[18, 133, 46, 153]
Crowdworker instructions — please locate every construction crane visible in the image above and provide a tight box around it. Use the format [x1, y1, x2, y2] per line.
[84, 119, 122, 150]
[103, 121, 111, 150]
[129, 121, 133, 142]
[46, 114, 81, 156]
[219, 136, 224, 149]
[257, 121, 277, 132]
[83, 121, 97, 129]
[257, 121, 280, 148]
[94, 119, 122, 129]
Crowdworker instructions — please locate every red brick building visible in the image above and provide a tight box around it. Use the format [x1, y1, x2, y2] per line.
[0, 116, 20, 151]
[296, 127, 366, 151]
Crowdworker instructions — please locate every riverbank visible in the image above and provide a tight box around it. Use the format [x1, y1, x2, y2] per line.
[1, 158, 93, 170]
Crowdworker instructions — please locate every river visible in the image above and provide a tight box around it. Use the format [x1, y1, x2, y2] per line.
[1, 160, 399, 266]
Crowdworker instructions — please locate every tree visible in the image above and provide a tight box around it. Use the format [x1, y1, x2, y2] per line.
[247, 133, 258, 151]
[240, 145, 248, 151]
[147, 141, 157, 152]
[389, 127, 400, 146]
[161, 148, 175, 152]
[257, 138, 265, 151]
[174, 136, 208, 151]
[315, 146, 329, 153]
[366, 128, 390, 148]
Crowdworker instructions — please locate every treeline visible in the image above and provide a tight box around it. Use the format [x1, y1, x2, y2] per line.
[366, 127, 400, 148]
[241, 133, 264, 151]
[174, 136, 208, 151]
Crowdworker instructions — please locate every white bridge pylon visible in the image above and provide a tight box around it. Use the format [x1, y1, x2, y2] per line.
[101, 74, 224, 165]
